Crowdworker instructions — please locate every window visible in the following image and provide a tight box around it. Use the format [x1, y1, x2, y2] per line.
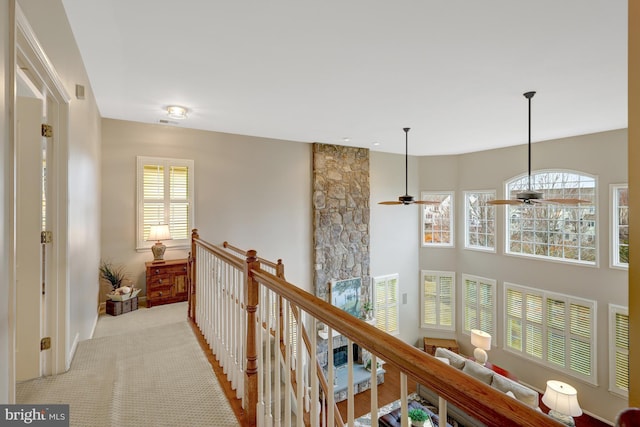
[462, 274, 496, 339]
[420, 270, 455, 330]
[464, 191, 496, 251]
[136, 156, 194, 250]
[609, 304, 629, 396]
[421, 191, 454, 247]
[505, 170, 596, 265]
[374, 274, 400, 335]
[504, 283, 596, 383]
[611, 184, 629, 268]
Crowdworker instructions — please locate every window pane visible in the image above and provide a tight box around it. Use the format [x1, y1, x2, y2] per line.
[137, 157, 194, 249]
[422, 193, 454, 246]
[506, 171, 596, 264]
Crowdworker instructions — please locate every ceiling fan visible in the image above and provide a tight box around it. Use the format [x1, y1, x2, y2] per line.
[379, 128, 440, 206]
[488, 91, 589, 206]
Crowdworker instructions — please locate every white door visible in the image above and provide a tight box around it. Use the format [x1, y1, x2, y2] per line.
[15, 68, 54, 381]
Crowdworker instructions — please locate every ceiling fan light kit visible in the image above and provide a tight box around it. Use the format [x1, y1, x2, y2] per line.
[379, 128, 440, 206]
[488, 91, 589, 206]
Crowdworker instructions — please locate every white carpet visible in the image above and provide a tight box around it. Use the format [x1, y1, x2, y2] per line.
[16, 302, 238, 427]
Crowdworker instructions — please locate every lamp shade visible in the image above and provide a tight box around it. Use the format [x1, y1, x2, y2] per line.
[148, 224, 172, 242]
[542, 380, 582, 417]
[470, 329, 491, 350]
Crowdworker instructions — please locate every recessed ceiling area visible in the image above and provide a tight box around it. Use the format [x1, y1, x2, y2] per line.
[61, 0, 627, 155]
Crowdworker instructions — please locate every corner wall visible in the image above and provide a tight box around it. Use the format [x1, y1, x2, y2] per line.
[419, 129, 628, 423]
[101, 119, 313, 296]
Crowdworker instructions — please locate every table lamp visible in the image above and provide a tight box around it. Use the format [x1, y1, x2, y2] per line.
[470, 329, 491, 365]
[148, 224, 172, 262]
[542, 380, 582, 426]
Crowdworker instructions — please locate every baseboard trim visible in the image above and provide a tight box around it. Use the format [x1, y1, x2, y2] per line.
[67, 332, 80, 371]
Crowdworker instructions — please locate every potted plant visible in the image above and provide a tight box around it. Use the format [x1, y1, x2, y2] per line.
[408, 407, 429, 427]
[361, 301, 373, 320]
[99, 260, 139, 301]
[99, 260, 127, 291]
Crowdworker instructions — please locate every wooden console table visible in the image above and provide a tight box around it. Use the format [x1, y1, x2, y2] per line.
[423, 337, 459, 356]
[145, 258, 188, 307]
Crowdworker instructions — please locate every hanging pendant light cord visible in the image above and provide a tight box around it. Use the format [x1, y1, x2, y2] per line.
[404, 127, 410, 196]
[524, 91, 536, 191]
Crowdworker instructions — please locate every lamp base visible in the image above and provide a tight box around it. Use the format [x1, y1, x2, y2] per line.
[151, 241, 166, 262]
[473, 347, 488, 365]
[548, 410, 575, 427]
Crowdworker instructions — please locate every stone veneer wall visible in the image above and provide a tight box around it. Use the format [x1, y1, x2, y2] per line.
[312, 143, 370, 306]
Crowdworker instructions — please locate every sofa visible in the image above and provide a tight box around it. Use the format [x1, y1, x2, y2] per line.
[416, 348, 541, 427]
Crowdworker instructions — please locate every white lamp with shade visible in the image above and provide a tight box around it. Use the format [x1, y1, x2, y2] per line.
[542, 380, 582, 426]
[148, 224, 172, 262]
[470, 329, 492, 365]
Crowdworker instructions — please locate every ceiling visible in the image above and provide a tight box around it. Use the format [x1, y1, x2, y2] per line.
[60, 0, 627, 156]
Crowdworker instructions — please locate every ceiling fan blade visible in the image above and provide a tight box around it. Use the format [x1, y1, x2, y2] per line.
[542, 198, 591, 205]
[487, 199, 523, 206]
[414, 200, 442, 205]
[378, 201, 403, 205]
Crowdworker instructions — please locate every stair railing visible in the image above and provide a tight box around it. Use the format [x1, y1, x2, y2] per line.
[188, 230, 560, 427]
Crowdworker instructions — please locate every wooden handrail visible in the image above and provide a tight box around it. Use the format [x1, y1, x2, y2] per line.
[250, 267, 561, 427]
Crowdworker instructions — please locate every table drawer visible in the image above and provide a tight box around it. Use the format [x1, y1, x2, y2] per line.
[148, 286, 173, 299]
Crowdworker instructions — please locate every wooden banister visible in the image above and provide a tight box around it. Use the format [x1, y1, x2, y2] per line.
[191, 235, 564, 426]
[250, 267, 560, 427]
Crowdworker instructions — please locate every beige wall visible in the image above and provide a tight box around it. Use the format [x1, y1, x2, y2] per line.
[101, 119, 313, 295]
[18, 0, 102, 362]
[0, 0, 14, 404]
[419, 129, 628, 423]
[629, 0, 639, 409]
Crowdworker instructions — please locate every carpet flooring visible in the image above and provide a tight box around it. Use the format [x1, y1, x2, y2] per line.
[16, 302, 238, 427]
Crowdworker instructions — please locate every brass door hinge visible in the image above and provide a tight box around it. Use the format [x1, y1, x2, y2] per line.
[41, 231, 53, 244]
[41, 124, 53, 137]
[40, 337, 51, 351]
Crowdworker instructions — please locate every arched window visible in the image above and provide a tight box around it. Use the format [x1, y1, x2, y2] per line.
[505, 170, 597, 264]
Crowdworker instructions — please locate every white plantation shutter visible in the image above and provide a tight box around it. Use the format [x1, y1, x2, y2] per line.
[504, 283, 596, 383]
[609, 305, 629, 396]
[137, 157, 194, 249]
[169, 165, 190, 240]
[506, 288, 523, 351]
[421, 271, 455, 330]
[462, 274, 496, 338]
[525, 294, 543, 359]
[374, 275, 399, 335]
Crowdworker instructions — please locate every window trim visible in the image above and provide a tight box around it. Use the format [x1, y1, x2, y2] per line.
[610, 184, 629, 270]
[373, 274, 400, 336]
[504, 169, 598, 266]
[461, 273, 497, 343]
[136, 156, 195, 251]
[463, 190, 496, 253]
[420, 270, 456, 331]
[421, 191, 455, 248]
[608, 304, 629, 397]
[503, 282, 597, 385]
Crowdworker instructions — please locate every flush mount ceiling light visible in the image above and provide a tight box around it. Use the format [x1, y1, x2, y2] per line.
[167, 105, 188, 120]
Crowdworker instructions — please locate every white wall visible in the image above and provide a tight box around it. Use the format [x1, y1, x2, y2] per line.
[418, 129, 628, 423]
[0, 0, 14, 404]
[101, 119, 313, 294]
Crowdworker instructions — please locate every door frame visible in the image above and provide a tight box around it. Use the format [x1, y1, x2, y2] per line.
[11, 3, 71, 386]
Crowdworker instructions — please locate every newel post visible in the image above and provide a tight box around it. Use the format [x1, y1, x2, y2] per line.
[188, 229, 199, 321]
[244, 249, 259, 426]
